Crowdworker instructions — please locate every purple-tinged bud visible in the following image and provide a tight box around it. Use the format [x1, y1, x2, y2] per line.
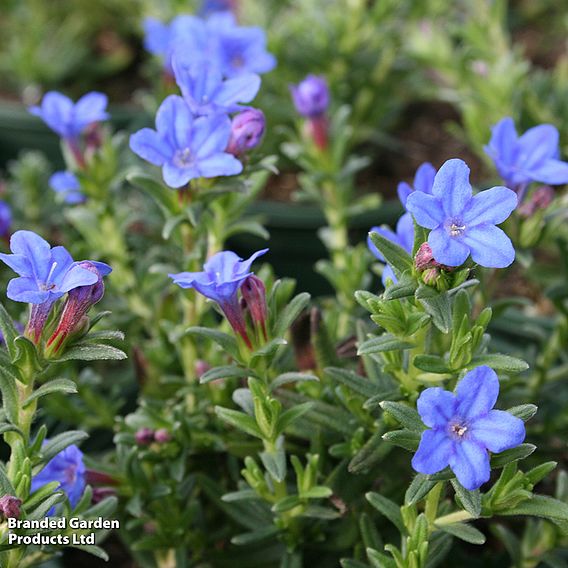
[290, 75, 330, 118]
[518, 185, 554, 218]
[0, 495, 22, 519]
[415, 243, 452, 272]
[0, 201, 12, 240]
[85, 469, 118, 487]
[85, 123, 103, 153]
[195, 360, 211, 378]
[45, 261, 110, 355]
[154, 429, 171, 444]
[226, 109, 265, 156]
[91, 487, 117, 504]
[421, 268, 440, 286]
[471, 60, 489, 77]
[26, 298, 57, 344]
[135, 427, 155, 446]
[240, 275, 268, 341]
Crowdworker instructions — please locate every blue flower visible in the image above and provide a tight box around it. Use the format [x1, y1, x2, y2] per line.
[169, 249, 268, 304]
[208, 12, 276, 77]
[0, 201, 12, 238]
[290, 75, 330, 118]
[368, 213, 414, 285]
[130, 95, 243, 188]
[31, 444, 86, 513]
[485, 117, 568, 192]
[29, 92, 109, 140]
[143, 16, 208, 74]
[172, 54, 260, 116]
[406, 159, 517, 268]
[169, 249, 267, 348]
[49, 172, 85, 204]
[200, 0, 236, 16]
[398, 162, 436, 207]
[412, 366, 526, 490]
[0, 231, 99, 304]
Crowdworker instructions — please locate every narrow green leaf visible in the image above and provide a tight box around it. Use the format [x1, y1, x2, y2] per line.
[325, 367, 378, 398]
[405, 474, 437, 505]
[274, 292, 310, 338]
[491, 443, 536, 468]
[357, 335, 415, 355]
[231, 526, 280, 545]
[470, 354, 529, 373]
[369, 231, 413, 278]
[23, 378, 77, 407]
[507, 404, 537, 422]
[39, 431, 89, 463]
[277, 402, 314, 433]
[416, 285, 451, 334]
[0, 366, 19, 423]
[382, 429, 421, 451]
[413, 354, 451, 374]
[500, 494, 568, 529]
[380, 401, 424, 432]
[185, 326, 239, 359]
[451, 479, 481, 518]
[270, 372, 319, 390]
[0, 302, 19, 360]
[56, 343, 127, 361]
[200, 366, 250, 384]
[215, 406, 263, 439]
[436, 522, 486, 544]
[366, 492, 406, 534]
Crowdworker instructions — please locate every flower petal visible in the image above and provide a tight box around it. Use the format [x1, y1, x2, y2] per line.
[449, 440, 490, 490]
[193, 114, 232, 157]
[396, 213, 415, 253]
[417, 387, 457, 428]
[411, 429, 453, 475]
[431, 158, 473, 217]
[397, 181, 412, 207]
[406, 193, 445, 229]
[530, 159, 568, 185]
[59, 265, 99, 294]
[414, 162, 436, 194]
[197, 154, 243, 178]
[6, 278, 50, 304]
[0, 253, 32, 277]
[455, 366, 499, 420]
[428, 226, 470, 267]
[156, 95, 194, 149]
[9, 231, 52, 281]
[215, 74, 261, 107]
[462, 225, 515, 268]
[463, 186, 518, 226]
[130, 128, 171, 166]
[518, 124, 559, 169]
[470, 410, 526, 453]
[162, 162, 197, 188]
[485, 117, 518, 165]
[73, 92, 109, 130]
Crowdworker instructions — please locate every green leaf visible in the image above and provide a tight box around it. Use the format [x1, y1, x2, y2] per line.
[215, 406, 263, 439]
[0, 302, 19, 361]
[200, 366, 250, 384]
[500, 494, 568, 529]
[162, 214, 186, 240]
[303, 486, 332, 499]
[274, 293, 310, 338]
[13, 336, 41, 371]
[382, 429, 421, 451]
[366, 492, 406, 534]
[26, 492, 65, 520]
[383, 275, 418, 301]
[325, 367, 379, 398]
[185, 326, 240, 359]
[507, 404, 538, 422]
[277, 402, 314, 434]
[231, 525, 280, 545]
[250, 338, 287, 365]
[69, 545, 109, 562]
[23, 378, 77, 407]
[357, 335, 415, 355]
[436, 522, 486, 544]
[380, 401, 424, 432]
[368, 231, 413, 278]
[416, 285, 451, 334]
[405, 474, 437, 505]
[413, 355, 451, 374]
[270, 372, 319, 390]
[469, 354, 529, 373]
[0, 366, 19, 423]
[127, 172, 176, 217]
[0, 465, 16, 495]
[39, 431, 89, 463]
[451, 479, 481, 518]
[260, 448, 287, 482]
[349, 430, 390, 474]
[222, 489, 259, 503]
[0, 423, 23, 437]
[56, 343, 127, 361]
[491, 443, 536, 468]
[272, 495, 302, 513]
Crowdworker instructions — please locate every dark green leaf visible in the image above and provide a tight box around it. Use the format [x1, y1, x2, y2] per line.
[23, 378, 77, 407]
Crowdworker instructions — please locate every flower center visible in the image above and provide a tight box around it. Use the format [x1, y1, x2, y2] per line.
[232, 55, 245, 68]
[446, 219, 466, 237]
[42, 262, 58, 291]
[174, 148, 194, 169]
[450, 422, 468, 438]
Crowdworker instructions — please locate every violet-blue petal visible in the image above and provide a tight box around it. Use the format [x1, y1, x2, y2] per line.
[406, 192, 445, 229]
[397, 181, 412, 207]
[58, 265, 99, 293]
[396, 213, 415, 252]
[416, 388, 457, 428]
[157, 96, 194, 150]
[463, 186, 518, 226]
[518, 124, 559, 170]
[485, 117, 517, 165]
[470, 410, 526, 453]
[129, 129, 170, 166]
[414, 162, 436, 194]
[448, 439, 490, 490]
[462, 225, 515, 268]
[411, 429, 453, 475]
[382, 265, 396, 285]
[531, 159, 568, 185]
[431, 159, 472, 217]
[9, 231, 52, 280]
[7, 278, 50, 304]
[455, 366, 499, 421]
[215, 74, 261, 108]
[74, 92, 109, 128]
[428, 226, 470, 267]
[162, 162, 197, 189]
[198, 154, 243, 178]
[193, 114, 232, 157]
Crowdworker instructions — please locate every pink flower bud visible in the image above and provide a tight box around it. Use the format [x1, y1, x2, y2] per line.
[154, 429, 171, 444]
[240, 275, 268, 340]
[518, 185, 554, 217]
[0, 495, 22, 519]
[226, 109, 265, 156]
[135, 427, 155, 446]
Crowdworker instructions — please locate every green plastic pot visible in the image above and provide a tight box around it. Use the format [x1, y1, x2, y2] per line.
[0, 99, 146, 169]
[229, 199, 403, 296]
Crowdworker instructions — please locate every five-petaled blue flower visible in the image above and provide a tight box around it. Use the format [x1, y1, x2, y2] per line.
[172, 54, 261, 116]
[209, 12, 276, 78]
[368, 212, 414, 285]
[398, 162, 436, 207]
[169, 249, 268, 304]
[485, 117, 568, 193]
[290, 75, 330, 118]
[412, 365, 526, 491]
[31, 444, 86, 514]
[29, 92, 109, 141]
[49, 172, 85, 204]
[0, 201, 12, 238]
[0, 230, 100, 304]
[129, 95, 243, 188]
[406, 158, 517, 268]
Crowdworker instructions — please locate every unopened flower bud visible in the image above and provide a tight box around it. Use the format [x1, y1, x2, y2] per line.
[240, 275, 268, 341]
[0, 495, 22, 519]
[195, 360, 211, 378]
[46, 261, 110, 355]
[290, 75, 329, 118]
[135, 427, 155, 446]
[92, 487, 117, 504]
[154, 429, 171, 444]
[518, 185, 554, 217]
[0, 201, 12, 239]
[415, 243, 453, 272]
[226, 109, 265, 156]
[421, 268, 440, 286]
[85, 469, 118, 486]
